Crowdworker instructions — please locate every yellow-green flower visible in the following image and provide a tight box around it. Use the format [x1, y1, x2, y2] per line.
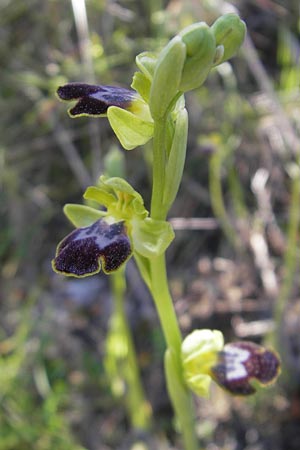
[181, 329, 281, 397]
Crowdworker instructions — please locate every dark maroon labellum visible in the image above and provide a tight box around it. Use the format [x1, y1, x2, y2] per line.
[52, 219, 132, 277]
[211, 341, 281, 396]
[57, 83, 136, 117]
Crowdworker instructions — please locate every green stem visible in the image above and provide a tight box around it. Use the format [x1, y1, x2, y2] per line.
[148, 255, 198, 450]
[149, 254, 182, 354]
[147, 102, 199, 450]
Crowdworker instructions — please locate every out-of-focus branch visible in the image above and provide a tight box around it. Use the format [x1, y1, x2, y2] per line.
[243, 34, 299, 156]
[53, 118, 92, 189]
[170, 217, 218, 230]
[250, 168, 279, 298]
[71, 0, 102, 179]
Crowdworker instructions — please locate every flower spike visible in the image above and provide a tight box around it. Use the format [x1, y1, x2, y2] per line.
[57, 83, 137, 117]
[52, 219, 132, 277]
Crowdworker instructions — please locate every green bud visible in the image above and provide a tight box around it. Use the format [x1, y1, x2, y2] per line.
[149, 36, 186, 119]
[211, 13, 246, 64]
[179, 22, 216, 91]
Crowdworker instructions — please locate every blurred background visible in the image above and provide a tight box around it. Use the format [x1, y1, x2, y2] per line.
[1, 0, 300, 449]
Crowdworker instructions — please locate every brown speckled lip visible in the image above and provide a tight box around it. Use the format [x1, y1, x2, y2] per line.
[52, 219, 132, 277]
[211, 341, 281, 396]
[57, 83, 135, 117]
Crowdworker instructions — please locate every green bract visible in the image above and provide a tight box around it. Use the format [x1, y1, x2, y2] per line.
[163, 107, 188, 211]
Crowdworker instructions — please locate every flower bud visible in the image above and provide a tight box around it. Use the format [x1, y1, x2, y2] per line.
[211, 13, 246, 64]
[178, 22, 216, 92]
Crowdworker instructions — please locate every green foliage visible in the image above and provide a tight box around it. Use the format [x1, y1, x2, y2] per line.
[0, 298, 85, 450]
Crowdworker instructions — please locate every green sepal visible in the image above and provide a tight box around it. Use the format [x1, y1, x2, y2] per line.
[63, 204, 106, 227]
[135, 51, 157, 80]
[179, 22, 216, 91]
[163, 107, 188, 211]
[181, 329, 224, 398]
[107, 106, 154, 150]
[149, 36, 186, 119]
[211, 13, 246, 64]
[132, 218, 174, 258]
[84, 186, 116, 207]
[131, 71, 151, 103]
[182, 373, 212, 398]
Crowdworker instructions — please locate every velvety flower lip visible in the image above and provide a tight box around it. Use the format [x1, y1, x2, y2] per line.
[57, 83, 136, 117]
[211, 341, 281, 396]
[52, 219, 132, 277]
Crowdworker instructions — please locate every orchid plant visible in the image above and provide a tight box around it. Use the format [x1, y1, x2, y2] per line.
[53, 14, 280, 450]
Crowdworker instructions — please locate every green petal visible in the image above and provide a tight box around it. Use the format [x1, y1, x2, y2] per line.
[184, 373, 212, 398]
[107, 106, 154, 150]
[131, 71, 151, 103]
[132, 218, 174, 258]
[63, 204, 106, 227]
[83, 186, 116, 206]
[135, 51, 157, 80]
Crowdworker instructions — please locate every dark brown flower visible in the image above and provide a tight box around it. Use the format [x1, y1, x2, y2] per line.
[57, 83, 137, 117]
[52, 219, 132, 277]
[211, 341, 281, 395]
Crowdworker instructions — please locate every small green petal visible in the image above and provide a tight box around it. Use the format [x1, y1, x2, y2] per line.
[131, 71, 151, 103]
[184, 373, 212, 398]
[135, 51, 158, 80]
[107, 106, 154, 150]
[63, 204, 106, 227]
[101, 176, 142, 198]
[83, 186, 116, 207]
[132, 218, 175, 258]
